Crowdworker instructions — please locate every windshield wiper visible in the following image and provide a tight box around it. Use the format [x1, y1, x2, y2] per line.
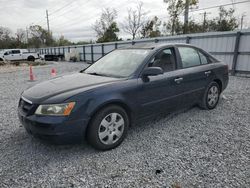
[85, 72, 124, 78]
[86, 72, 109, 77]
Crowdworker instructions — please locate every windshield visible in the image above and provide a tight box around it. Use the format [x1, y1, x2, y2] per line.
[84, 49, 150, 78]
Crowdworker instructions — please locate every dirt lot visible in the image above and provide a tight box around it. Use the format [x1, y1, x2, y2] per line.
[0, 62, 249, 187]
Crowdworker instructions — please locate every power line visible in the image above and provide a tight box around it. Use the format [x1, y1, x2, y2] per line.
[190, 0, 250, 12]
[30, 0, 76, 26]
[49, 0, 114, 22]
[50, 0, 117, 29]
[49, 0, 75, 16]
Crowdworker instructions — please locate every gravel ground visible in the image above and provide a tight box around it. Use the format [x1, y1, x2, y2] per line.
[0, 62, 249, 188]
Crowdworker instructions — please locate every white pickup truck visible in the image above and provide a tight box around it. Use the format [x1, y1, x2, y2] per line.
[0, 49, 39, 62]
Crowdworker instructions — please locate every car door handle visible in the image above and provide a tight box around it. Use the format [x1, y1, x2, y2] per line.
[205, 71, 211, 76]
[174, 77, 183, 84]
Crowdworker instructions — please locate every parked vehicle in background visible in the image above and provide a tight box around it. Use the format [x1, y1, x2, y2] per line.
[18, 43, 229, 150]
[0, 49, 39, 62]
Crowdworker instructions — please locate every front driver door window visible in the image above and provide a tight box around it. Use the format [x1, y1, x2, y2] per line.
[150, 48, 176, 72]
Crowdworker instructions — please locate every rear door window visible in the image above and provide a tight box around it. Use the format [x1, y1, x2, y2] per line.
[198, 51, 209, 65]
[12, 50, 21, 54]
[178, 47, 201, 68]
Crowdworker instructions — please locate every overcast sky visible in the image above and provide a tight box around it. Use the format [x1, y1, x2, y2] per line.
[0, 0, 250, 41]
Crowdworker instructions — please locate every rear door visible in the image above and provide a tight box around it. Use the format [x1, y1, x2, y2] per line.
[175, 46, 214, 106]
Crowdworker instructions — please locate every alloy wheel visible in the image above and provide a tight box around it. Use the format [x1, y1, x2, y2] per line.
[207, 85, 219, 107]
[98, 113, 125, 145]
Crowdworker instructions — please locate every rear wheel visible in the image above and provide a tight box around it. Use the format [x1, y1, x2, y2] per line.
[27, 56, 35, 62]
[199, 82, 220, 110]
[86, 105, 129, 150]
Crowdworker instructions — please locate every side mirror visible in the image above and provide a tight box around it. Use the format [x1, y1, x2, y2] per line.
[142, 67, 164, 77]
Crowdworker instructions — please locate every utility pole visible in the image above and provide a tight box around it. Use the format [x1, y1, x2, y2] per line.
[183, 0, 190, 34]
[46, 10, 50, 33]
[26, 26, 29, 44]
[200, 11, 211, 32]
[240, 13, 246, 30]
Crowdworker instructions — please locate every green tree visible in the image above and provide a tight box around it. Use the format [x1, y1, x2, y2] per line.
[56, 35, 72, 46]
[141, 16, 162, 38]
[97, 22, 119, 43]
[15, 28, 26, 48]
[0, 26, 16, 49]
[186, 20, 203, 33]
[207, 7, 238, 31]
[163, 0, 198, 35]
[28, 25, 54, 48]
[93, 8, 120, 43]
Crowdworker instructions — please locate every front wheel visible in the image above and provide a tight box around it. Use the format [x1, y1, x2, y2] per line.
[199, 82, 220, 110]
[86, 105, 129, 150]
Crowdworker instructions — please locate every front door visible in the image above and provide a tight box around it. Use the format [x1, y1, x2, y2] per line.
[137, 47, 185, 118]
[11, 50, 22, 60]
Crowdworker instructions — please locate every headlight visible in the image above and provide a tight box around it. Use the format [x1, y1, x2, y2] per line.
[35, 102, 75, 116]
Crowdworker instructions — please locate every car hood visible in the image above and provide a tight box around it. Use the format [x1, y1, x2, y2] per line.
[23, 72, 121, 102]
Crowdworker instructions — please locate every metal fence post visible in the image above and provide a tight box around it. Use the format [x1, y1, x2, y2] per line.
[115, 43, 118, 49]
[58, 48, 60, 55]
[231, 32, 242, 75]
[50, 48, 53, 54]
[83, 46, 86, 62]
[68, 47, 70, 53]
[63, 47, 65, 55]
[101, 44, 104, 56]
[186, 36, 190, 44]
[91, 45, 94, 63]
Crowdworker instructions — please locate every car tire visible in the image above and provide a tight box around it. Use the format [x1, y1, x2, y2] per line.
[27, 56, 35, 62]
[199, 81, 220, 110]
[86, 105, 129, 150]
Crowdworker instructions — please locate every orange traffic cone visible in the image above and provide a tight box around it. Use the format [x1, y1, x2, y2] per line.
[51, 68, 56, 77]
[29, 65, 35, 81]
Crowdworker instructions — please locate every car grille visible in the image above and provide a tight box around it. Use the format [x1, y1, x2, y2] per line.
[19, 97, 34, 115]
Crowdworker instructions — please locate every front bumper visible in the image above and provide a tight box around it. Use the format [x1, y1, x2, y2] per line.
[18, 110, 90, 144]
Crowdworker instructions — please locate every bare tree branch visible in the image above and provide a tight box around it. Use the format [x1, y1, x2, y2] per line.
[122, 2, 147, 40]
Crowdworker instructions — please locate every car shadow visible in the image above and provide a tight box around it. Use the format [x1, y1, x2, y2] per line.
[2, 100, 224, 167]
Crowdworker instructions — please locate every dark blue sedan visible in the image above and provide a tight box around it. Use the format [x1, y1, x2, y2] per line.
[18, 44, 229, 150]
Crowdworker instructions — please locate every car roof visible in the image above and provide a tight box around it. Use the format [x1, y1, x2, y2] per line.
[123, 43, 194, 50]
